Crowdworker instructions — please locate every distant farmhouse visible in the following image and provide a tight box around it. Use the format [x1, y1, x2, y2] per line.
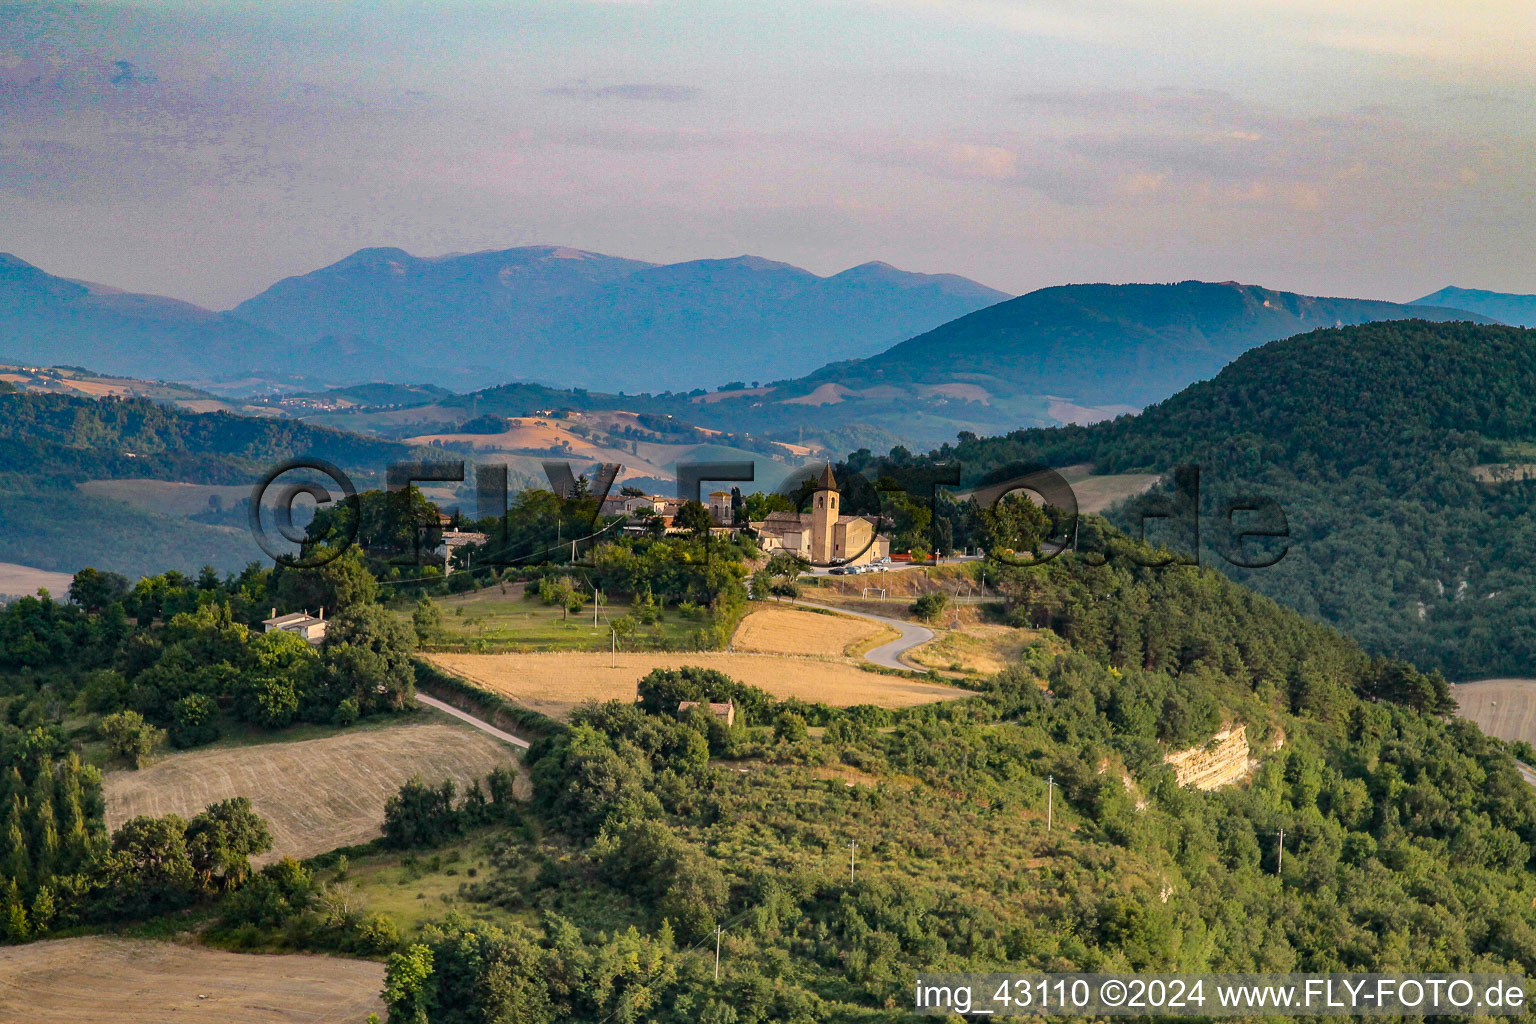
[752, 464, 889, 566]
[262, 608, 327, 645]
[678, 699, 736, 727]
[434, 527, 489, 574]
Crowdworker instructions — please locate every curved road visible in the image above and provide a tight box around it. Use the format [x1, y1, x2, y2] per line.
[419, 600, 939, 748]
[791, 600, 934, 672]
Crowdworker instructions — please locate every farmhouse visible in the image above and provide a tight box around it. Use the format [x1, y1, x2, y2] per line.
[434, 528, 489, 574]
[262, 608, 327, 645]
[752, 464, 890, 566]
[678, 699, 737, 727]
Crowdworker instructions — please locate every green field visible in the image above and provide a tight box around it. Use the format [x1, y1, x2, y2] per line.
[321, 831, 532, 937]
[413, 584, 706, 651]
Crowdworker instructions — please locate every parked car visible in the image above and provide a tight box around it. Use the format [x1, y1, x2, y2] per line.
[827, 566, 849, 575]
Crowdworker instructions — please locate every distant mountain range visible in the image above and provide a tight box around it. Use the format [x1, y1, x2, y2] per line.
[229, 246, 1010, 392]
[0, 253, 289, 383]
[1414, 286, 1536, 328]
[0, 246, 1007, 393]
[2, 245, 1508, 452]
[638, 281, 1498, 448]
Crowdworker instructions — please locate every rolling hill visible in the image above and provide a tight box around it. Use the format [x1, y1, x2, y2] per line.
[569, 280, 1495, 450]
[0, 391, 423, 578]
[923, 319, 1536, 678]
[799, 279, 1496, 409]
[1415, 286, 1536, 328]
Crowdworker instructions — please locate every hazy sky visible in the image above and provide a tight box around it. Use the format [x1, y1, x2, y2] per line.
[3, 0, 1533, 308]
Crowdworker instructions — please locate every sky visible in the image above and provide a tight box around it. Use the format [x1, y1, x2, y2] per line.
[2, 0, 1533, 309]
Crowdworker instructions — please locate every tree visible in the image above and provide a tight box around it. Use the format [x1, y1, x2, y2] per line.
[384, 943, 436, 1024]
[382, 775, 460, 849]
[68, 568, 130, 614]
[248, 628, 322, 721]
[981, 492, 1052, 558]
[169, 693, 220, 748]
[185, 797, 272, 892]
[911, 592, 950, 623]
[270, 549, 378, 617]
[323, 604, 417, 713]
[773, 711, 808, 742]
[99, 710, 164, 768]
[764, 551, 809, 600]
[237, 673, 300, 728]
[412, 597, 444, 644]
[675, 500, 712, 537]
[108, 814, 195, 913]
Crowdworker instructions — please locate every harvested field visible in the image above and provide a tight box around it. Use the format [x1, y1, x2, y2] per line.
[731, 605, 893, 658]
[0, 936, 384, 1023]
[0, 562, 74, 599]
[1453, 679, 1536, 745]
[427, 651, 969, 720]
[78, 478, 253, 516]
[104, 721, 517, 863]
[405, 416, 598, 451]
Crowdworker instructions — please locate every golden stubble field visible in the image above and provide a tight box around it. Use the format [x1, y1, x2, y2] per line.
[0, 936, 384, 1023]
[0, 562, 74, 599]
[1453, 679, 1536, 744]
[427, 649, 968, 721]
[730, 605, 894, 657]
[104, 721, 517, 863]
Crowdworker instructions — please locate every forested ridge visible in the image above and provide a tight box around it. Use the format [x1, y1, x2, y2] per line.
[0, 392, 412, 483]
[919, 320, 1536, 677]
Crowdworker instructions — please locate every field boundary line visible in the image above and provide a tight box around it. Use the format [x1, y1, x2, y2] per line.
[416, 693, 531, 749]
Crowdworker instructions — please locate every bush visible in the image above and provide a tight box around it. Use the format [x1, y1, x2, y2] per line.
[169, 693, 220, 748]
[910, 592, 950, 622]
[99, 710, 164, 768]
[773, 711, 808, 742]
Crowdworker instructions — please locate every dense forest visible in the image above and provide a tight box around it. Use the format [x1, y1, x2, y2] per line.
[910, 320, 1536, 678]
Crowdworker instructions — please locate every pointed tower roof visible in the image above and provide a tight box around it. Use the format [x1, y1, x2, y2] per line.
[818, 463, 838, 491]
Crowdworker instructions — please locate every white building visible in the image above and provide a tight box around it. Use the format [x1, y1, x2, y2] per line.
[262, 608, 327, 645]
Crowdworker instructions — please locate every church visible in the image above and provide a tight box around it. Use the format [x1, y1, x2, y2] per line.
[750, 464, 891, 566]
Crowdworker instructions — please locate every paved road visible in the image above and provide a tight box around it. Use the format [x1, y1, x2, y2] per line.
[416, 692, 531, 750]
[792, 600, 934, 672]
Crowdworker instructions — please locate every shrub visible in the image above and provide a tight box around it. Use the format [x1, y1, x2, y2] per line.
[910, 592, 950, 622]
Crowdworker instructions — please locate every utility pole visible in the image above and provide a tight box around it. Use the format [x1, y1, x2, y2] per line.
[593, 584, 599, 626]
[714, 925, 723, 980]
[1046, 775, 1055, 832]
[1276, 828, 1285, 875]
[849, 840, 857, 882]
[611, 627, 616, 668]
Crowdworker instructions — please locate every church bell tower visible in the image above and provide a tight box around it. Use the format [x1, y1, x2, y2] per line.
[810, 463, 839, 564]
